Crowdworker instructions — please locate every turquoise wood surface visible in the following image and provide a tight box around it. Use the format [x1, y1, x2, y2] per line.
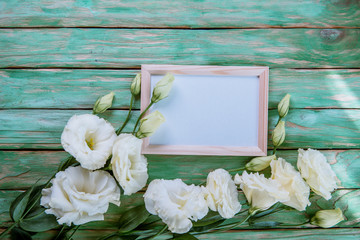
[0, 0, 359, 239]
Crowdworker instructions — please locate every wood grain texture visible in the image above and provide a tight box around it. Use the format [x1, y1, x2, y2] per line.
[0, 110, 139, 149]
[1, 109, 359, 149]
[1, 69, 359, 109]
[0, 69, 139, 109]
[1, 29, 359, 68]
[0, 228, 359, 240]
[0, 0, 359, 28]
[270, 109, 360, 149]
[0, 150, 358, 189]
[1, 189, 359, 230]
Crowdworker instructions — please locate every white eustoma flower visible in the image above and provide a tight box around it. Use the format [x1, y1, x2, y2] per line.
[111, 134, 148, 195]
[234, 171, 289, 212]
[202, 169, 241, 218]
[144, 179, 208, 234]
[41, 166, 120, 226]
[297, 149, 337, 200]
[270, 158, 310, 211]
[61, 114, 117, 170]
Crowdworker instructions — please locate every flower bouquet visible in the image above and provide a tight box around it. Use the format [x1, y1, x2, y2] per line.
[1, 73, 344, 239]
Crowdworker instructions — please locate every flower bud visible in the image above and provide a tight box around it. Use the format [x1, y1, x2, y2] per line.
[130, 73, 141, 96]
[151, 73, 175, 103]
[136, 111, 165, 139]
[272, 121, 285, 147]
[278, 94, 291, 118]
[311, 208, 344, 228]
[245, 155, 277, 172]
[93, 92, 115, 114]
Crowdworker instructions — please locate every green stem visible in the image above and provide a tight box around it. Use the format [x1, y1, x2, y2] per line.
[116, 95, 135, 135]
[228, 167, 246, 173]
[132, 101, 154, 134]
[148, 225, 167, 240]
[272, 146, 277, 155]
[68, 225, 80, 239]
[193, 213, 252, 236]
[54, 225, 67, 240]
[216, 213, 252, 232]
[0, 222, 17, 239]
[98, 232, 118, 240]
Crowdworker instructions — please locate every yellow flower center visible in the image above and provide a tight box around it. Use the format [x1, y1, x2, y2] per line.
[86, 138, 95, 150]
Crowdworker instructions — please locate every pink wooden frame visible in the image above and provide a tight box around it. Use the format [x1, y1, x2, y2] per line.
[140, 64, 269, 156]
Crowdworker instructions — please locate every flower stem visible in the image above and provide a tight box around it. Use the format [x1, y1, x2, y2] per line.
[53, 225, 67, 240]
[0, 222, 17, 239]
[68, 225, 80, 239]
[116, 95, 135, 135]
[147, 225, 167, 240]
[98, 232, 118, 240]
[228, 167, 246, 173]
[193, 213, 252, 236]
[132, 101, 154, 134]
[215, 213, 252, 232]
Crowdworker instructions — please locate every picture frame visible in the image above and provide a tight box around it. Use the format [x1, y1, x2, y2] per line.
[140, 64, 269, 156]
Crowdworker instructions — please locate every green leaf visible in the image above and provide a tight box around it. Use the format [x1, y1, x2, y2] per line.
[10, 185, 36, 222]
[58, 156, 77, 172]
[19, 210, 58, 232]
[118, 205, 150, 233]
[253, 202, 282, 218]
[172, 233, 199, 240]
[192, 219, 225, 232]
[192, 211, 223, 227]
[10, 227, 32, 240]
[249, 221, 281, 228]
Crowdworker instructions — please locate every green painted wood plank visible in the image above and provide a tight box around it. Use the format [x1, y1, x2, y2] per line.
[0, 69, 140, 109]
[269, 69, 360, 109]
[195, 228, 360, 240]
[0, 228, 358, 240]
[1, 189, 359, 230]
[1, 29, 359, 68]
[0, 109, 359, 149]
[0, 150, 358, 189]
[1, 69, 360, 109]
[269, 109, 360, 149]
[0, 110, 139, 149]
[0, 0, 359, 28]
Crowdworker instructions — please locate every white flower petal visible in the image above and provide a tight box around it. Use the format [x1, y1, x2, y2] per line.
[111, 134, 148, 195]
[271, 158, 310, 211]
[235, 171, 289, 211]
[297, 149, 337, 200]
[144, 179, 208, 234]
[41, 166, 120, 226]
[61, 114, 116, 170]
[203, 169, 241, 218]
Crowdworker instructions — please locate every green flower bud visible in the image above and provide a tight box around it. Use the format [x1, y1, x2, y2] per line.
[311, 208, 344, 228]
[245, 155, 277, 171]
[130, 73, 141, 96]
[151, 73, 175, 103]
[93, 92, 115, 114]
[278, 94, 291, 118]
[136, 111, 165, 139]
[272, 121, 285, 147]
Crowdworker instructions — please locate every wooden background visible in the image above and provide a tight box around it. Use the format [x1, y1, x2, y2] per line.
[1, 0, 360, 239]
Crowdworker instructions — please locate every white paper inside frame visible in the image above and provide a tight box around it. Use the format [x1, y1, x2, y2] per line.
[149, 74, 260, 147]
